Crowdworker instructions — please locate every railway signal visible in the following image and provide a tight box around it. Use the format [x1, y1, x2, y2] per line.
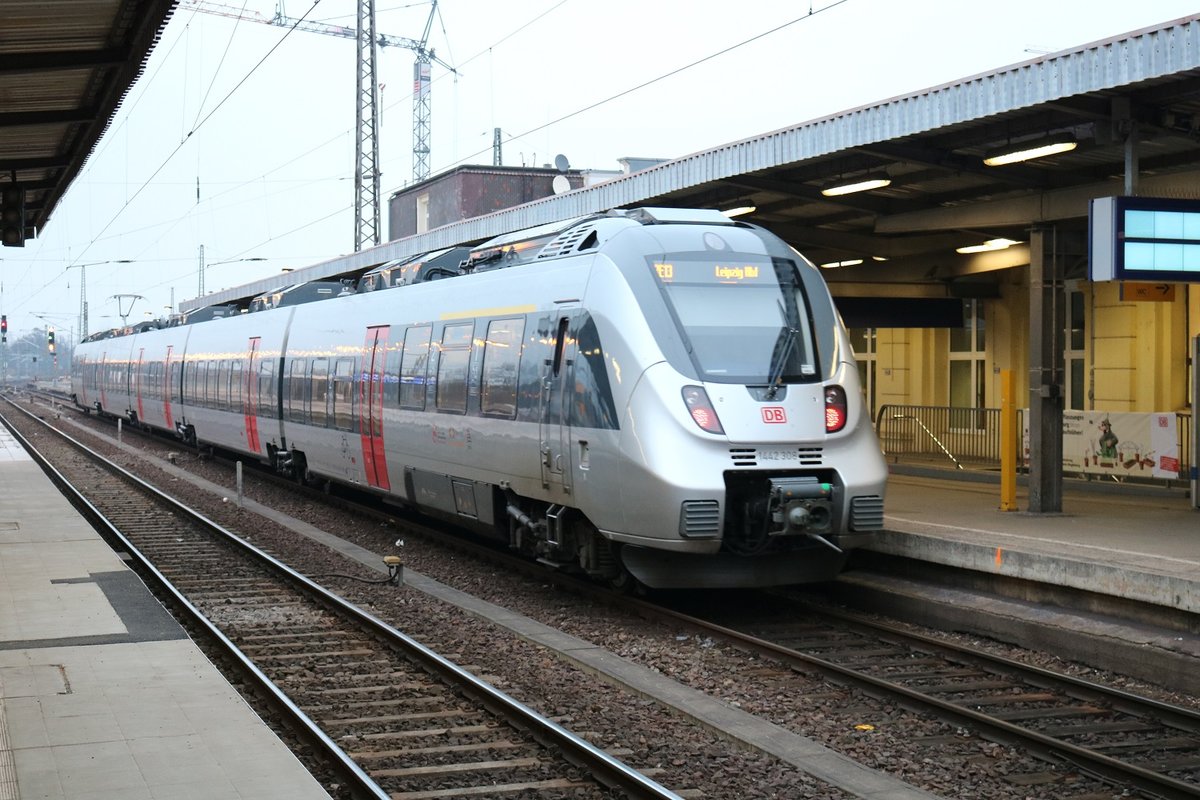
[1, 184, 25, 247]
[47, 326, 55, 353]
[1, 314, 6, 343]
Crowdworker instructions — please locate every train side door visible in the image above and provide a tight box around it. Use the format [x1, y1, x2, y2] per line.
[163, 346, 175, 430]
[135, 347, 145, 420]
[98, 353, 108, 410]
[538, 310, 577, 495]
[359, 326, 391, 490]
[244, 337, 261, 454]
[78, 355, 89, 407]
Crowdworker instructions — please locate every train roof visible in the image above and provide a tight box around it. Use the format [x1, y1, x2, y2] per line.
[83, 208, 747, 342]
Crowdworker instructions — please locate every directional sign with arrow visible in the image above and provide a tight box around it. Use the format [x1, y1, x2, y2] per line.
[1120, 282, 1176, 301]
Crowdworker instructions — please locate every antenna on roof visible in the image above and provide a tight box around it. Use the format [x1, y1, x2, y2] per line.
[552, 154, 571, 194]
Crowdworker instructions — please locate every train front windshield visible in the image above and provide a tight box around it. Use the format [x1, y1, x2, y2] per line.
[651, 255, 818, 385]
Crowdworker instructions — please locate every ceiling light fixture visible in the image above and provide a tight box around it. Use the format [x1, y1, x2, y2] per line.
[819, 258, 865, 269]
[983, 133, 1077, 166]
[720, 205, 756, 218]
[956, 238, 1021, 254]
[820, 177, 891, 197]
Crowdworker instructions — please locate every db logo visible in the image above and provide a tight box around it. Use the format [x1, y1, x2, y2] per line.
[761, 407, 787, 424]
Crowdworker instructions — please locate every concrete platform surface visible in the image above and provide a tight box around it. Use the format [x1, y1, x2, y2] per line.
[0, 422, 330, 800]
[873, 470, 1200, 614]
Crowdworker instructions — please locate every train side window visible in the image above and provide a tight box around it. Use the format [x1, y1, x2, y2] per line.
[436, 323, 472, 414]
[332, 357, 355, 431]
[311, 358, 329, 427]
[188, 361, 202, 405]
[229, 360, 243, 410]
[552, 316, 570, 377]
[481, 318, 524, 418]
[258, 360, 276, 419]
[400, 325, 432, 410]
[384, 343, 402, 409]
[206, 360, 220, 409]
[287, 359, 308, 423]
[218, 361, 233, 411]
[169, 361, 180, 404]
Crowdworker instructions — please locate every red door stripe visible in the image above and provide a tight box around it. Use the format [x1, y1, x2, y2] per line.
[163, 346, 175, 430]
[136, 348, 145, 421]
[360, 327, 391, 490]
[245, 338, 261, 454]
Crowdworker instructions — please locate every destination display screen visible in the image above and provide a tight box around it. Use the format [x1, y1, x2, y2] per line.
[1091, 196, 1200, 282]
[653, 259, 772, 284]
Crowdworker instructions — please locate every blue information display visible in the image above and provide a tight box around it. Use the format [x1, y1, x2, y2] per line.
[1090, 196, 1200, 282]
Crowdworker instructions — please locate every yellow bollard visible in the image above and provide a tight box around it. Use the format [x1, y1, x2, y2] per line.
[1000, 369, 1017, 511]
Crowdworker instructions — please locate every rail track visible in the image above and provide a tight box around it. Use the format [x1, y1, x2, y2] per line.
[0, 396, 683, 800]
[19, 388, 1200, 799]
[645, 589, 1200, 800]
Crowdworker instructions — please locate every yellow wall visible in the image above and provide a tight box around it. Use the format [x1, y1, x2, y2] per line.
[861, 269, 1190, 414]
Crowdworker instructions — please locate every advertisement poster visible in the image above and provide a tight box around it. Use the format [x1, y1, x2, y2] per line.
[1059, 410, 1179, 479]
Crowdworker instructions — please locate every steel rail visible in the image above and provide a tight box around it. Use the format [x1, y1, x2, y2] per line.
[0, 396, 682, 800]
[780, 596, 1200, 732]
[621, 591, 1200, 800]
[0, 402, 391, 800]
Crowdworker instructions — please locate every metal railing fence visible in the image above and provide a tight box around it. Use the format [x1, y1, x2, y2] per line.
[875, 404, 1193, 483]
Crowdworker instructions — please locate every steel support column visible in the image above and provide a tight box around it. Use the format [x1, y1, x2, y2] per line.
[1027, 226, 1064, 513]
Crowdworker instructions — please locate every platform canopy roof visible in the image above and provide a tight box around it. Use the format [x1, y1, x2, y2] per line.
[187, 14, 1200, 311]
[0, 0, 177, 238]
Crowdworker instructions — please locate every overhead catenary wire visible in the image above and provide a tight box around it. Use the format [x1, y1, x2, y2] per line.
[432, 0, 850, 174]
[61, 1, 326, 272]
[10, 0, 853, 321]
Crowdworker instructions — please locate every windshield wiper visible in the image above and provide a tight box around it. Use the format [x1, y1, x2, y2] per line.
[765, 302, 798, 400]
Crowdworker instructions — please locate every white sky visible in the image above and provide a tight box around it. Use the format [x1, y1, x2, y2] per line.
[1, 0, 1197, 341]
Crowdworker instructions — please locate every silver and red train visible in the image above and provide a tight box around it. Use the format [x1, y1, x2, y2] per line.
[71, 207, 886, 588]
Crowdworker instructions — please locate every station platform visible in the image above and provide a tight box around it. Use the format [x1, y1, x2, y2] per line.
[840, 466, 1200, 691]
[0, 423, 329, 800]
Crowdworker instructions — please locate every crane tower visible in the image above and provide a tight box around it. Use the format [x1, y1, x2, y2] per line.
[184, 0, 455, 250]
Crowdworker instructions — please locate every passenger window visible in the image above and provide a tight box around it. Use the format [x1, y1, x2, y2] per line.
[311, 358, 329, 427]
[229, 360, 243, 409]
[481, 318, 524, 418]
[384, 344, 402, 408]
[259, 360, 276, 419]
[400, 325, 432, 410]
[436, 323, 472, 413]
[189, 361, 203, 405]
[287, 359, 308, 423]
[222, 362, 235, 411]
[207, 360, 220, 409]
[332, 358, 355, 431]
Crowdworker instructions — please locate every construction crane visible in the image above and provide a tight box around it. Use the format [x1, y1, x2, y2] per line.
[182, 0, 456, 250]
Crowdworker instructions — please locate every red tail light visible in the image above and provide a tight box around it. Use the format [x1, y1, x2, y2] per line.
[682, 386, 724, 434]
[825, 385, 848, 432]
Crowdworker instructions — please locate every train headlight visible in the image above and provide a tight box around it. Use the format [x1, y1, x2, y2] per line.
[682, 386, 724, 434]
[825, 385, 848, 433]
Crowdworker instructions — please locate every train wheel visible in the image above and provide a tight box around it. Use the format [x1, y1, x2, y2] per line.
[606, 547, 645, 595]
